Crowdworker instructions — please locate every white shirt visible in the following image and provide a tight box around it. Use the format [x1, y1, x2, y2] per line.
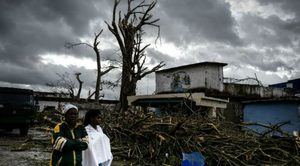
[82, 125, 113, 166]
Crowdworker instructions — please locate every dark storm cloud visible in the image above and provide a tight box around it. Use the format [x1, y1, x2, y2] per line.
[0, 60, 120, 98]
[227, 46, 294, 72]
[239, 14, 299, 48]
[157, 0, 241, 46]
[0, 0, 118, 92]
[0, 0, 107, 68]
[236, 49, 294, 72]
[0, 61, 98, 88]
[232, 0, 300, 74]
[254, 0, 300, 48]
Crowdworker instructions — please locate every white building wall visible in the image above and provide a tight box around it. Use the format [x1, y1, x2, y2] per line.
[156, 65, 224, 93]
[38, 101, 66, 112]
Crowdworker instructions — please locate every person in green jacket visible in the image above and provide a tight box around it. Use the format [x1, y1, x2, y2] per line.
[50, 104, 89, 166]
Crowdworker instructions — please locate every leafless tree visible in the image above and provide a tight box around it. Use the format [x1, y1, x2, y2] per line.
[46, 72, 80, 99]
[106, 0, 165, 111]
[65, 29, 117, 101]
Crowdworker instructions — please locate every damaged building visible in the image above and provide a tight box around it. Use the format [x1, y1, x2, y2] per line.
[128, 62, 229, 118]
[128, 61, 300, 134]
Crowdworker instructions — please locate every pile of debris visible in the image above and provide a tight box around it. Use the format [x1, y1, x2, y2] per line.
[37, 108, 299, 165]
[100, 111, 300, 165]
[36, 108, 64, 128]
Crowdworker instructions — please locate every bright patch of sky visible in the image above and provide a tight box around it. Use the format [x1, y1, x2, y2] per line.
[40, 54, 96, 70]
[148, 38, 183, 59]
[226, 0, 295, 20]
[224, 65, 285, 85]
[0, 81, 33, 89]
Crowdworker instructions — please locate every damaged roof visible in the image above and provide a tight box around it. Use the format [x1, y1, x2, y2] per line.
[156, 61, 227, 73]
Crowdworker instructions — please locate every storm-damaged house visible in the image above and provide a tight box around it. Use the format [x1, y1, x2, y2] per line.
[221, 76, 299, 135]
[128, 61, 300, 135]
[155, 62, 226, 93]
[241, 78, 300, 135]
[128, 62, 229, 117]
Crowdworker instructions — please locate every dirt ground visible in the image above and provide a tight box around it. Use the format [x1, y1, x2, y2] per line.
[0, 127, 51, 166]
[0, 127, 125, 166]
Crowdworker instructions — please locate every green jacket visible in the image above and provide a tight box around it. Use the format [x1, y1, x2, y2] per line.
[50, 122, 89, 166]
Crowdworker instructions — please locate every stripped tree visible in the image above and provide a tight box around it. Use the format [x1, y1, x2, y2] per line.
[65, 29, 116, 100]
[46, 72, 79, 100]
[106, 0, 165, 111]
[75, 72, 83, 99]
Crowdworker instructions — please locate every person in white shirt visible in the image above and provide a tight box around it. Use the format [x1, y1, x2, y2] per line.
[82, 109, 113, 166]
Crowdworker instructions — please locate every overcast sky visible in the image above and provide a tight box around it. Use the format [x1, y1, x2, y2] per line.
[0, 0, 300, 99]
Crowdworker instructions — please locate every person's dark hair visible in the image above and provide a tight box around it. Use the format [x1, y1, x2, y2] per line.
[83, 109, 101, 126]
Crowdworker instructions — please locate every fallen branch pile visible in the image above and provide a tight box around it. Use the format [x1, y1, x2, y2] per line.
[38, 108, 299, 165]
[100, 111, 300, 165]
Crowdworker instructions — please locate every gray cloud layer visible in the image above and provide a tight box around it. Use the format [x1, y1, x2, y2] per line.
[157, 0, 241, 45]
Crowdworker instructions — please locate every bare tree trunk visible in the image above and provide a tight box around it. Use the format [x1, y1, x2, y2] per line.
[94, 46, 101, 100]
[120, 64, 135, 110]
[65, 29, 116, 102]
[106, 0, 165, 111]
[75, 72, 83, 100]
